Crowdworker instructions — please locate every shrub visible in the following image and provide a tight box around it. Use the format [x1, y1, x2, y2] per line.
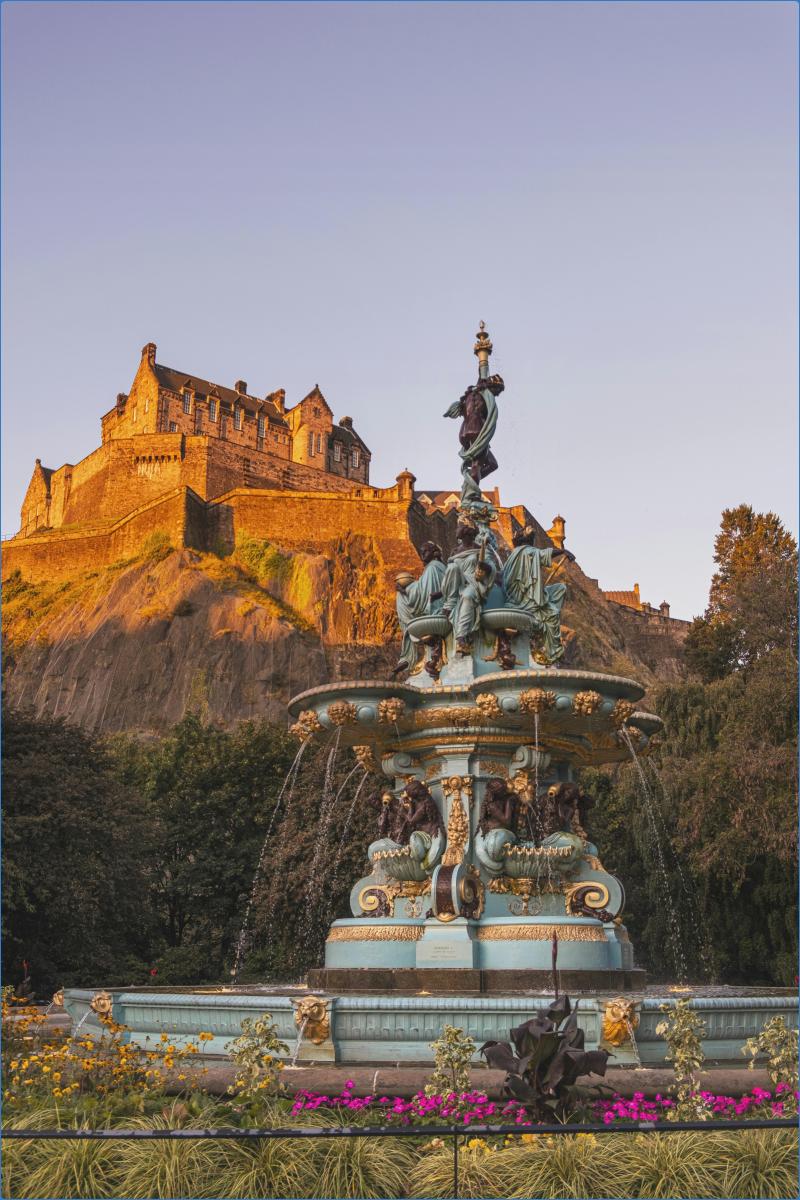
[655, 998, 709, 1119]
[743, 1016, 799, 1116]
[425, 1024, 476, 1098]
[227, 1015, 288, 1100]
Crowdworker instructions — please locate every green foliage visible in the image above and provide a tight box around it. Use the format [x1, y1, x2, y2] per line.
[1, 705, 156, 995]
[744, 1016, 799, 1115]
[235, 535, 294, 586]
[583, 505, 797, 986]
[685, 504, 797, 680]
[139, 530, 174, 563]
[425, 1023, 476, 1097]
[227, 1015, 289, 1098]
[655, 1000, 708, 1119]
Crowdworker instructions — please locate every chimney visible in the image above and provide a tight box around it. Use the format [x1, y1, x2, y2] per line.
[116, 392, 128, 412]
[141, 342, 157, 366]
[235, 380, 248, 395]
[660, 601, 671, 619]
[272, 389, 286, 413]
[339, 415, 353, 429]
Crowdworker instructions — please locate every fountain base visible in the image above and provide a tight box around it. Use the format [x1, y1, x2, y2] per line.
[307, 967, 647, 994]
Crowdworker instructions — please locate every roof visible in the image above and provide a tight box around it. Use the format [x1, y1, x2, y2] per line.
[603, 590, 643, 610]
[329, 424, 371, 454]
[415, 489, 495, 507]
[154, 364, 289, 427]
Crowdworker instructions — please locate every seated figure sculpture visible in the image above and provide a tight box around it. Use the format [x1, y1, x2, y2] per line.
[502, 525, 571, 665]
[367, 779, 444, 880]
[442, 522, 501, 655]
[394, 541, 446, 673]
[474, 778, 521, 874]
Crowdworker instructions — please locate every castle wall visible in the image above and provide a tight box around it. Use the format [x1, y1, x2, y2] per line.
[3, 488, 205, 583]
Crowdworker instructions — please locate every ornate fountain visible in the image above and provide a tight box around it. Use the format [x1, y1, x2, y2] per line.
[64, 323, 796, 1064]
[288, 324, 662, 994]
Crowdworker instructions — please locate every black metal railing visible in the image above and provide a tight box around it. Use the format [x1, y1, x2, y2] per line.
[5, 1118, 797, 1199]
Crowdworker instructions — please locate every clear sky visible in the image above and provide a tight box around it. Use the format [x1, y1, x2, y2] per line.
[2, 1, 797, 618]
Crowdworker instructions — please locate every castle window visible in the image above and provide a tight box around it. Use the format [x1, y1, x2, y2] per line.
[257, 415, 266, 440]
[209, 399, 217, 422]
[333, 442, 341, 462]
[352, 448, 360, 468]
[313, 405, 320, 417]
[234, 407, 242, 431]
[182, 389, 192, 414]
[169, 421, 178, 432]
[132, 406, 137, 422]
[316, 433, 322, 453]
[307, 431, 314, 456]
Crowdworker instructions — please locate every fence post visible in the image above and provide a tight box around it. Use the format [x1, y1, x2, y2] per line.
[452, 1125, 459, 1198]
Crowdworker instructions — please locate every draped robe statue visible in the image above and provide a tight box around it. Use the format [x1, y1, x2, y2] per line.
[443, 375, 504, 507]
[395, 542, 446, 671]
[442, 524, 500, 653]
[502, 527, 568, 665]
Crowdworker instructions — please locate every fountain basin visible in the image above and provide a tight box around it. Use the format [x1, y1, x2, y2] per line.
[481, 608, 534, 634]
[62, 987, 798, 1067]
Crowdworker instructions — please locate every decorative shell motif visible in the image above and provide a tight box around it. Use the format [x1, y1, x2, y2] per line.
[610, 699, 636, 728]
[475, 692, 502, 720]
[327, 701, 358, 726]
[378, 697, 406, 724]
[352, 744, 379, 773]
[519, 688, 556, 715]
[290, 709, 324, 741]
[573, 689, 603, 716]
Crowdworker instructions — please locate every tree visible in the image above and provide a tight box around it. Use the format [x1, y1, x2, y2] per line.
[2, 705, 156, 995]
[685, 505, 797, 681]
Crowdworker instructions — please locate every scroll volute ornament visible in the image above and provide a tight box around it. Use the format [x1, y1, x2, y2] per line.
[293, 995, 331, 1045]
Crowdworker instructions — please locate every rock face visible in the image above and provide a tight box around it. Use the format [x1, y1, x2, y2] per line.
[3, 537, 687, 735]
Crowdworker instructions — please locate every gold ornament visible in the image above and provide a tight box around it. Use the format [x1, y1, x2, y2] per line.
[51, 989, 64, 1008]
[415, 706, 478, 729]
[378, 697, 406, 723]
[601, 998, 640, 1047]
[475, 692, 502, 720]
[610, 699, 636, 728]
[476, 924, 605, 942]
[290, 709, 323, 741]
[519, 688, 556, 715]
[293, 995, 331, 1044]
[358, 882, 402, 915]
[573, 690, 602, 715]
[90, 990, 113, 1016]
[352, 745, 379, 773]
[479, 759, 509, 778]
[565, 881, 611, 915]
[327, 925, 424, 942]
[327, 701, 358, 726]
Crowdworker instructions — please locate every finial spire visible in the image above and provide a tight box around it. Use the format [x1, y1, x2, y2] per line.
[473, 321, 493, 379]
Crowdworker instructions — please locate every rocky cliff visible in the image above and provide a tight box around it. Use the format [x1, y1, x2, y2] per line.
[3, 533, 687, 734]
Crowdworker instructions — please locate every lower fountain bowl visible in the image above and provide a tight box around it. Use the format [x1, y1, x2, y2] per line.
[481, 607, 534, 634]
[406, 615, 452, 640]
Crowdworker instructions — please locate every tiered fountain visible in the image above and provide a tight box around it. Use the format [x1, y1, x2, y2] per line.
[289, 322, 659, 997]
[64, 325, 795, 1067]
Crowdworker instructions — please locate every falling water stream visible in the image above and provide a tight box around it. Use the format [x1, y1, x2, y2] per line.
[289, 1015, 309, 1068]
[231, 738, 310, 983]
[327, 769, 370, 901]
[620, 726, 687, 980]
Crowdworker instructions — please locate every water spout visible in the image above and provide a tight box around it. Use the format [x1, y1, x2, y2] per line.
[289, 1015, 309, 1067]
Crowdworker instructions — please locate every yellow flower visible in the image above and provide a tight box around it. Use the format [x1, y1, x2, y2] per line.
[520, 1133, 538, 1144]
[9, 1060, 18, 1070]
[466, 1138, 488, 1152]
[198, 1031, 214, 1042]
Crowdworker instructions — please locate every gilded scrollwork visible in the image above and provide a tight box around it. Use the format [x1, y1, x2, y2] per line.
[476, 924, 605, 942]
[327, 925, 424, 942]
[441, 775, 473, 866]
[415, 706, 479, 729]
[479, 759, 509, 778]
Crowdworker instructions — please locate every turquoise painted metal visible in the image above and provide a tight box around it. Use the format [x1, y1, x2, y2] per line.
[62, 989, 798, 1068]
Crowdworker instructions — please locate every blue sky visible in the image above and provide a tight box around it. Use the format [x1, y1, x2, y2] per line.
[2, 1, 797, 617]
